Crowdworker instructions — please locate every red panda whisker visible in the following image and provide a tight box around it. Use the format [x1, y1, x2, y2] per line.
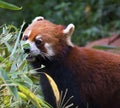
[40, 52, 46, 59]
[40, 52, 52, 62]
[41, 52, 53, 61]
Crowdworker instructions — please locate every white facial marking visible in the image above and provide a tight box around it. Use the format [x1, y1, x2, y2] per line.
[24, 30, 31, 37]
[45, 43, 55, 56]
[63, 24, 75, 34]
[26, 40, 40, 55]
[36, 35, 42, 40]
[32, 16, 44, 22]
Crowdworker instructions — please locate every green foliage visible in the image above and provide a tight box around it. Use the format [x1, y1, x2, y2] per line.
[0, 24, 51, 108]
[0, 0, 22, 10]
[0, 0, 120, 45]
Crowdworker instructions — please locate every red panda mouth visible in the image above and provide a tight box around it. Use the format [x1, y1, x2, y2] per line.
[26, 54, 35, 62]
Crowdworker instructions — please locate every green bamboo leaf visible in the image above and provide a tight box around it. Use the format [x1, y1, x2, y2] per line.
[0, 0, 22, 10]
[4, 41, 13, 52]
[22, 42, 30, 50]
[3, 95, 10, 107]
[0, 68, 19, 99]
[10, 22, 25, 57]
[18, 84, 51, 108]
[18, 92, 28, 101]
[22, 75, 33, 85]
[92, 45, 117, 50]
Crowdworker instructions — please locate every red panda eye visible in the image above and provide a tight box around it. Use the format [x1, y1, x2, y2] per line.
[35, 39, 42, 46]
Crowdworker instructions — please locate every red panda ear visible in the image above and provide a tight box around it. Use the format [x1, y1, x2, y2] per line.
[32, 16, 44, 23]
[63, 24, 75, 47]
[63, 24, 75, 37]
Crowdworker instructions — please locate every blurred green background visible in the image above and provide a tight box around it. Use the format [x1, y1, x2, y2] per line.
[0, 0, 120, 46]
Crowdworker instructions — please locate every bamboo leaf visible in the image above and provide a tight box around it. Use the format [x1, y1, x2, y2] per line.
[3, 95, 10, 107]
[0, 0, 22, 10]
[18, 92, 28, 101]
[22, 75, 33, 85]
[10, 22, 25, 57]
[92, 45, 117, 50]
[0, 68, 19, 99]
[18, 84, 51, 108]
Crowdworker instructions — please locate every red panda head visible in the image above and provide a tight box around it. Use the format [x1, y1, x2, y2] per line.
[22, 16, 75, 61]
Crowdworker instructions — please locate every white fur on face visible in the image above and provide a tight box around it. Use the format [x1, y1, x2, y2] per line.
[44, 43, 55, 56]
[24, 30, 31, 37]
[26, 40, 54, 57]
[35, 35, 42, 40]
[26, 40, 40, 55]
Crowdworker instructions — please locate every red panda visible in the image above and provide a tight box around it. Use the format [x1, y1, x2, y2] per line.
[22, 16, 120, 108]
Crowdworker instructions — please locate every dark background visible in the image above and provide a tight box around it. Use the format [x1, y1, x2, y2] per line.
[0, 0, 120, 46]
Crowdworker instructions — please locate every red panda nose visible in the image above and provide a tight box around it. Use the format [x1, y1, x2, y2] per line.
[24, 48, 30, 53]
[23, 43, 31, 53]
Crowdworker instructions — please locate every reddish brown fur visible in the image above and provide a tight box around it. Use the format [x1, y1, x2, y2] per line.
[23, 19, 65, 42]
[22, 18, 120, 108]
[66, 46, 120, 107]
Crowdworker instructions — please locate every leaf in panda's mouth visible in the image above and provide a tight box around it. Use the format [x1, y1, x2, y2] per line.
[26, 54, 35, 62]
